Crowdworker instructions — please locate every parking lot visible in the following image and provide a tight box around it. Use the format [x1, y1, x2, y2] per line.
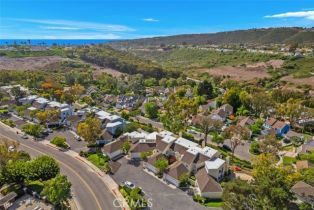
[111, 158, 209, 210]
[46, 130, 87, 153]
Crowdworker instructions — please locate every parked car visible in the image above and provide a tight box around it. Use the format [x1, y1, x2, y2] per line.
[21, 134, 28, 139]
[123, 181, 135, 189]
[222, 144, 231, 151]
[8, 145, 15, 152]
[187, 129, 197, 134]
[74, 134, 82, 141]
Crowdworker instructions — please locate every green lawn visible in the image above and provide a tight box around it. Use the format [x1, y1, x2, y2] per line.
[87, 153, 111, 173]
[204, 201, 224, 207]
[282, 156, 296, 165]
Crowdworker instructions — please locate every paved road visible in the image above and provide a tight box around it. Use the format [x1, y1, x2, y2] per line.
[0, 125, 120, 210]
[111, 158, 209, 210]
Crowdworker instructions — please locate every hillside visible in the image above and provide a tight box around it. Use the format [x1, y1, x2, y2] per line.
[108, 27, 314, 47]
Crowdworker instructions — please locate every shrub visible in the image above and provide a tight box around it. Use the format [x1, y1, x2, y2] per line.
[51, 136, 68, 149]
[1, 119, 15, 127]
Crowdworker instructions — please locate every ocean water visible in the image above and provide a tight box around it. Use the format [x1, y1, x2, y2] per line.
[0, 39, 121, 46]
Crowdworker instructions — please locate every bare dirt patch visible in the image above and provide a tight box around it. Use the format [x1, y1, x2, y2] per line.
[197, 59, 284, 81]
[199, 66, 271, 81]
[90, 64, 125, 78]
[0, 56, 65, 70]
[281, 75, 314, 88]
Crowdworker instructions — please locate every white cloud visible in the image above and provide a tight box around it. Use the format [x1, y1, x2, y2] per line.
[11, 18, 135, 32]
[265, 11, 314, 20]
[0, 32, 121, 40]
[40, 26, 80, 30]
[142, 18, 159, 22]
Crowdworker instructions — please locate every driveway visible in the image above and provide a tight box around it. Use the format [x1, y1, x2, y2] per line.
[46, 130, 87, 153]
[111, 158, 209, 210]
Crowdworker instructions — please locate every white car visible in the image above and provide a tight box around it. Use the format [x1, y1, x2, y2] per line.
[74, 134, 81, 141]
[123, 181, 135, 189]
[8, 145, 15, 152]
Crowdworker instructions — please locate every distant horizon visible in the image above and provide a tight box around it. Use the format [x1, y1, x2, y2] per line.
[0, 26, 313, 43]
[1, 0, 314, 39]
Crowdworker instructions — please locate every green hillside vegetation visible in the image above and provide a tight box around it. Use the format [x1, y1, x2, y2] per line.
[75, 45, 175, 78]
[0, 47, 65, 58]
[131, 48, 284, 71]
[278, 55, 314, 78]
[108, 27, 314, 47]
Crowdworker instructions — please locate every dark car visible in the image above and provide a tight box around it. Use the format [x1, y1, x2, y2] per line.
[222, 144, 232, 151]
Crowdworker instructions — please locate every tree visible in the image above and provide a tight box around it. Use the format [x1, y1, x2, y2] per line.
[154, 157, 168, 176]
[51, 136, 68, 149]
[77, 117, 101, 144]
[223, 154, 298, 210]
[161, 94, 197, 133]
[251, 154, 296, 209]
[199, 114, 223, 147]
[1, 160, 27, 183]
[179, 173, 190, 187]
[144, 102, 158, 119]
[0, 138, 22, 168]
[301, 167, 314, 186]
[121, 141, 131, 154]
[223, 125, 250, 162]
[196, 80, 214, 99]
[27, 156, 60, 181]
[36, 111, 48, 125]
[223, 87, 241, 111]
[222, 179, 254, 210]
[47, 109, 61, 123]
[11, 86, 26, 101]
[41, 174, 72, 207]
[258, 134, 281, 155]
[250, 92, 273, 117]
[22, 124, 43, 138]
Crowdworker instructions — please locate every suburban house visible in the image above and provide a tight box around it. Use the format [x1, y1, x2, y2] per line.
[204, 158, 227, 181]
[173, 137, 199, 158]
[106, 121, 123, 135]
[67, 115, 83, 131]
[32, 97, 49, 109]
[164, 161, 189, 187]
[124, 131, 149, 143]
[237, 116, 255, 127]
[296, 160, 313, 171]
[181, 146, 220, 173]
[299, 140, 314, 155]
[291, 181, 314, 206]
[129, 139, 156, 159]
[102, 136, 127, 160]
[19, 95, 38, 105]
[262, 117, 290, 137]
[95, 110, 125, 135]
[210, 104, 233, 121]
[284, 130, 303, 142]
[195, 167, 223, 199]
[46, 101, 73, 121]
[198, 99, 217, 113]
[156, 134, 177, 154]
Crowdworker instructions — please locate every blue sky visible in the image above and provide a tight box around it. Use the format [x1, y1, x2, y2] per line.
[0, 0, 314, 39]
